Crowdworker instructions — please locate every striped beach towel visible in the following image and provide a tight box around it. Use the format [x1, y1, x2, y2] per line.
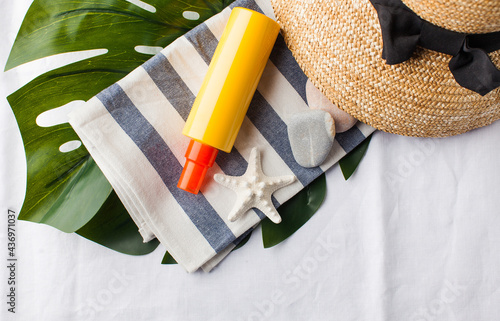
[69, 0, 375, 272]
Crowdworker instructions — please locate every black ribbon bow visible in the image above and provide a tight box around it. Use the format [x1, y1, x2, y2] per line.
[370, 0, 500, 96]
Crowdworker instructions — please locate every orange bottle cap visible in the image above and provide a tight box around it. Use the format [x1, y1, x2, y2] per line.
[177, 140, 219, 194]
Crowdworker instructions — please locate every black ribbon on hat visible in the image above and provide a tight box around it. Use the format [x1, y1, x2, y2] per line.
[370, 0, 500, 96]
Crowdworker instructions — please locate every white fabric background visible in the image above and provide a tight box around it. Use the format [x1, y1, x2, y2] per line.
[1, 0, 500, 320]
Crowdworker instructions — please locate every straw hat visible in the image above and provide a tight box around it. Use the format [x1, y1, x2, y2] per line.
[271, 0, 500, 137]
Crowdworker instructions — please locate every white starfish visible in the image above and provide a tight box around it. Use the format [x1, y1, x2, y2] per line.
[214, 148, 296, 224]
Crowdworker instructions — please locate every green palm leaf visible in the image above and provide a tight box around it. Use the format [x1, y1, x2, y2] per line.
[262, 174, 327, 248]
[6, 0, 230, 252]
[76, 190, 160, 255]
[261, 134, 372, 248]
[339, 134, 372, 180]
[6, 0, 370, 257]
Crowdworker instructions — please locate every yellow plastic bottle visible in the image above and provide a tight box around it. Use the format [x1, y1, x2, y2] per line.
[177, 7, 280, 194]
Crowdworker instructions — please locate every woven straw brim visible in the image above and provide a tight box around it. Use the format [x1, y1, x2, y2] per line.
[403, 0, 500, 33]
[271, 0, 500, 137]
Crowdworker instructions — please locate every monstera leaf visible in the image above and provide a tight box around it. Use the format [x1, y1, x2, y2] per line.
[6, 0, 230, 252]
[339, 134, 372, 180]
[262, 173, 326, 248]
[262, 134, 372, 248]
[6, 0, 370, 256]
[76, 190, 159, 255]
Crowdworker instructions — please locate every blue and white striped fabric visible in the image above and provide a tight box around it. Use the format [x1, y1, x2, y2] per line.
[69, 0, 374, 272]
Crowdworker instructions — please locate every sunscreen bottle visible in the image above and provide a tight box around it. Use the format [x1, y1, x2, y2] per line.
[177, 7, 280, 194]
